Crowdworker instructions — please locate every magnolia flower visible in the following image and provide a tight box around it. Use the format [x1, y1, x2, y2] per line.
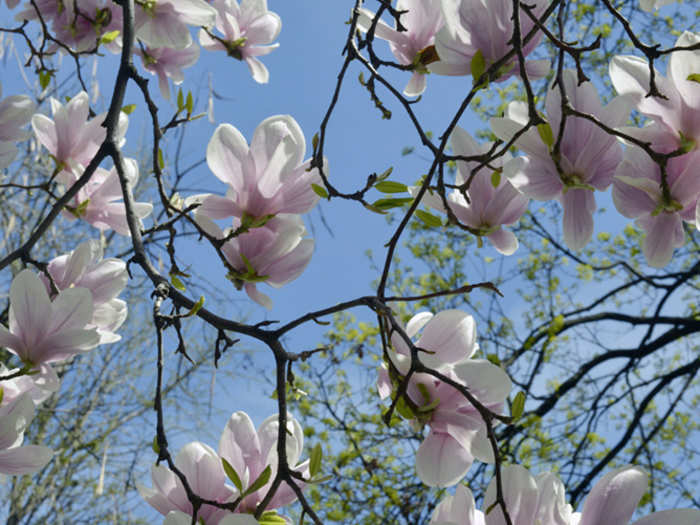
[492, 70, 630, 251]
[137, 42, 201, 100]
[219, 411, 309, 512]
[32, 91, 128, 183]
[135, 0, 217, 50]
[0, 393, 53, 475]
[0, 82, 36, 170]
[609, 31, 700, 151]
[195, 212, 314, 309]
[61, 157, 153, 236]
[430, 484, 485, 525]
[356, 0, 444, 96]
[199, 0, 282, 83]
[612, 146, 700, 267]
[0, 270, 100, 368]
[199, 115, 323, 221]
[139, 442, 236, 524]
[378, 310, 512, 487]
[431, 0, 549, 82]
[0, 362, 60, 407]
[482, 464, 700, 525]
[414, 126, 528, 255]
[43, 240, 128, 343]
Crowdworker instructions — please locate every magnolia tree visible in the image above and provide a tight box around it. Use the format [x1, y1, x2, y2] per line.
[0, 0, 698, 524]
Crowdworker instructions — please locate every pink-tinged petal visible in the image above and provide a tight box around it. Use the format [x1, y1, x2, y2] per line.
[524, 59, 550, 79]
[483, 181, 529, 226]
[406, 311, 434, 338]
[172, 0, 217, 26]
[9, 270, 52, 350]
[579, 465, 648, 525]
[430, 484, 484, 525]
[48, 287, 93, 333]
[668, 32, 700, 111]
[219, 411, 261, 480]
[491, 102, 551, 159]
[417, 309, 478, 366]
[377, 365, 392, 399]
[487, 227, 519, 255]
[452, 359, 512, 405]
[670, 152, 700, 207]
[637, 213, 685, 268]
[504, 156, 563, 200]
[416, 431, 474, 487]
[207, 123, 251, 189]
[0, 141, 18, 169]
[536, 472, 574, 525]
[0, 445, 53, 475]
[138, 466, 183, 516]
[272, 160, 323, 214]
[0, 394, 33, 449]
[0, 325, 24, 357]
[34, 327, 100, 363]
[404, 72, 427, 97]
[245, 56, 270, 83]
[251, 115, 306, 184]
[264, 239, 314, 287]
[696, 198, 699, 229]
[245, 12, 281, 44]
[31, 114, 58, 157]
[630, 509, 700, 525]
[484, 464, 539, 525]
[560, 188, 596, 251]
[199, 193, 242, 220]
[356, 8, 407, 45]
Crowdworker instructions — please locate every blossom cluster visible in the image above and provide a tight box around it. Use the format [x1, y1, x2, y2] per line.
[429, 464, 700, 525]
[0, 241, 128, 475]
[140, 411, 309, 524]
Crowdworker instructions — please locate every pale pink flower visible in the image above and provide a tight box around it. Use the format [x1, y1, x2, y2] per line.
[135, 0, 217, 50]
[492, 70, 631, 250]
[139, 442, 236, 524]
[137, 42, 201, 100]
[609, 31, 700, 149]
[414, 126, 528, 255]
[42, 240, 128, 344]
[199, 0, 281, 84]
[612, 146, 699, 267]
[218, 411, 309, 512]
[430, 484, 485, 525]
[196, 213, 314, 310]
[356, 0, 444, 96]
[0, 362, 60, 407]
[0, 82, 36, 170]
[481, 464, 700, 525]
[431, 0, 549, 82]
[62, 158, 153, 236]
[0, 393, 53, 475]
[0, 270, 99, 368]
[199, 115, 323, 221]
[378, 310, 511, 487]
[32, 91, 128, 183]
[163, 511, 259, 525]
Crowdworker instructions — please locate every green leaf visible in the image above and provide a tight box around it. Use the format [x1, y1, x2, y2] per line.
[186, 91, 193, 114]
[470, 49, 486, 86]
[221, 457, 243, 492]
[491, 171, 501, 188]
[184, 296, 204, 317]
[309, 442, 322, 477]
[177, 88, 184, 111]
[170, 272, 186, 291]
[151, 436, 159, 454]
[395, 395, 415, 420]
[374, 181, 408, 193]
[537, 122, 554, 149]
[99, 29, 120, 44]
[121, 104, 136, 115]
[259, 511, 288, 524]
[415, 209, 442, 227]
[311, 183, 328, 199]
[376, 166, 394, 182]
[312, 132, 319, 152]
[39, 70, 52, 91]
[244, 465, 271, 496]
[0, 387, 3, 405]
[401, 146, 415, 156]
[511, 391, 526, 421]
[371, 197, 413, 211]
[74, 199, 90, 218]
[687, 73, 700, 84]
[157, 148, 165, 170]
